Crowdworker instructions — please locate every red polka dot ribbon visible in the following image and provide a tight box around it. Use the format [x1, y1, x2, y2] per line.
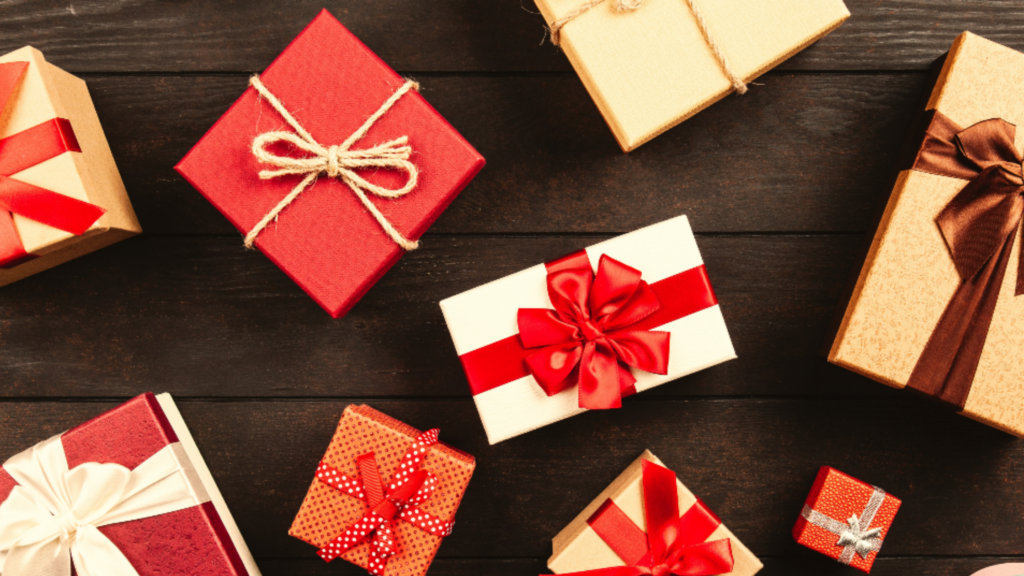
[315, 429, 455, 575]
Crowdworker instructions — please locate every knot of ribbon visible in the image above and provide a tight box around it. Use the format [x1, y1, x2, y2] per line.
[800, 484, 887, 566]
[315, 429, 455, 576]
[0, 436, 206, 576]
[518, 254, 670, 410]
[555, 459, 734, 576]
[904, 111, 1024, 408]
[245, 75, 421, 252]
[0, 62, 106, 268]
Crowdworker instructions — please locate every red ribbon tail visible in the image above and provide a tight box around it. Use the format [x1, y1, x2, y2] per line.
[577, 341, 623, 409]
[666, 539, 734, 576]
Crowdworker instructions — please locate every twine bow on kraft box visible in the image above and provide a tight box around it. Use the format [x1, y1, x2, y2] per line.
[0, 47, 141, 288]
[176, 9, 485, 318]
[829, 32, 1024, 438]
[531, 0, 849, 152]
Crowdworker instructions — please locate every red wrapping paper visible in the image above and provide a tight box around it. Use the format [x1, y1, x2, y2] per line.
[0, 394, 254, 576]
[176, 9, 485, 318]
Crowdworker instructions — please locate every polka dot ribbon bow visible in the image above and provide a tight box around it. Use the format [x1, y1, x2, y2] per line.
[315, 429, 454, 575]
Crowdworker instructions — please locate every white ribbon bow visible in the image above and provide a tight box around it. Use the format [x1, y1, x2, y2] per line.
[836, 514, 883, 559]
[0, 436, 206, 576]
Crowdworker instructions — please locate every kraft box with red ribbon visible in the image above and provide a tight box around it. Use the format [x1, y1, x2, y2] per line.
[793, 467, 901, 573]
[0, 47, 141, 287]
[289, 405, 475, 576]
[440, 215, 735, 444]
[828, 32, 1024, 437]
[176, 10, 485, 318]
[0, 392, 261, 576]
[547, 451, 762, 576]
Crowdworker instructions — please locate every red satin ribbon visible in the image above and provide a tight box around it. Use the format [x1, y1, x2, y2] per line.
[0, 61, 106, 269]
[315, 429, 455, 576]
[460, 250, 718, 409]
[551, 460, 734, 576]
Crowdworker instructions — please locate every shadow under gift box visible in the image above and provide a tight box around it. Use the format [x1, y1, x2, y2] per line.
[0, 47, 141, 287]
[0, 393, 260, 576]
[175, 10, 485, 318]
[828, 32, 1024, 437]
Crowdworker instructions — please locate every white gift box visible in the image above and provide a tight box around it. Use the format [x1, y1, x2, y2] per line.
[440, 215, 736, 444]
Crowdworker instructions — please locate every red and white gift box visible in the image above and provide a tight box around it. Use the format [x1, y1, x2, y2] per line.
[440, 215, 736, 444]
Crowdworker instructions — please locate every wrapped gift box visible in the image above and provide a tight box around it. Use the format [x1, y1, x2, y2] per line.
[970, 565, 1024, 576]
[828, 33, 1024, 437]
[548, 451, 762, 576]
[289, 405, 475, 576]
[0, 393, 260, 576]
[440, 215, 735, 444]
[0, 47, 141, 287]
[176, 10, 485, 318]
[793, 467, 900, 573]
[533, 0, 849, 151]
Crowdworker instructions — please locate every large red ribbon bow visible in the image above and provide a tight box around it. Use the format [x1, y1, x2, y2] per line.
[315, 429, 455, 576]
[555, 460, 734, 576]
[0, 61, 106, 268]
[518, 254, 670, 410]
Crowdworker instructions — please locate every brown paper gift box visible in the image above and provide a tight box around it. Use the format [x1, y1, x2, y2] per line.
[0, 47, 140, 287]
[533, 0, 849, 152]
[829, 32, 1024, 437]
[548, 451, 762, 576]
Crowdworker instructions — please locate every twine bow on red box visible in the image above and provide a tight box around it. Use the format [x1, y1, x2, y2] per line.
[0, 61, 106, 268]
[556, 460, 734, 576]
[314, 429, 455, 576]
[518, 254, 671, 410]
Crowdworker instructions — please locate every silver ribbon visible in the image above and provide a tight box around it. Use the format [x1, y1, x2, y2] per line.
[800, 485, 887, 565]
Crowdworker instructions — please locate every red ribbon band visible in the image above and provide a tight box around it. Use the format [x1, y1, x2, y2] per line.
[551, 460, 734, 576]
[314, 429, 455, 576]
[0, 61, 107, 269]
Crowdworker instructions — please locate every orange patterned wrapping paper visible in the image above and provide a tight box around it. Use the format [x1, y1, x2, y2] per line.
[828, 32, 1024, 437]
[289, 405, 476, 576]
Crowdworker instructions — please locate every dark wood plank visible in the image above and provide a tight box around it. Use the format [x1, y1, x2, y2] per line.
[0, 398, 1019, 558]
[3, 1, 1024, 73]
[0, 234, 883, 398]
[91, 74, 923, 235]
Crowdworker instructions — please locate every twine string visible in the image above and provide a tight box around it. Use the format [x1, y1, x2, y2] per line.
[245, 75, 422, 251]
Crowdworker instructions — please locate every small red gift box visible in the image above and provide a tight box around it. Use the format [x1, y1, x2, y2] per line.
[793, 467, 901, 573]
[176, 9, 485, 318]
[0, 393, 260, 576]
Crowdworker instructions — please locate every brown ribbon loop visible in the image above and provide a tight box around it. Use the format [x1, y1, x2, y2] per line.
[905, 111, 1024, 409]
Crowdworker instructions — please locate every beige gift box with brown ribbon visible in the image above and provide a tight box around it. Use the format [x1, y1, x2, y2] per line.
[533, 0, 849, 152]
[829, 32, 1024, 437]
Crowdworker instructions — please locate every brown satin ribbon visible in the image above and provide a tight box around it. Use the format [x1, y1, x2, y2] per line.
[905, 110, 1024, 409]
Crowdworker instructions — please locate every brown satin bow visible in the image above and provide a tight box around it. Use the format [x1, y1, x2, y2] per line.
[905, 110, 1024, 408]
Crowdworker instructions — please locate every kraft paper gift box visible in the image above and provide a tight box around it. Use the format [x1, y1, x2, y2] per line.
[533, 0, 849, 152]
[793, 467, 901, 573]
[289, 405, 475, 576]
[176, 10, 485, 318]
[0, 47, 141, 287]
[0, 393, 261, 576]
[548, 451, 762, 576]
[828, 33, 1024, 437]
[440, 215, 735, 444]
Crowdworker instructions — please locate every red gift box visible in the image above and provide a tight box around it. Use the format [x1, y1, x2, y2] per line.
[0, 393, 259, 576]
[793, 467, 901, 573]
[176, 9, 485, 318]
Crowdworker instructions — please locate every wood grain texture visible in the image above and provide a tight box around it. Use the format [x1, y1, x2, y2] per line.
[88, 73, 922, 235]
[2, 1, 1024, 73]
[0, 235, 881, 398]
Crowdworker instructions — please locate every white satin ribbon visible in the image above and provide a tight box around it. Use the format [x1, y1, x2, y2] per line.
[0, 436, 207, 576]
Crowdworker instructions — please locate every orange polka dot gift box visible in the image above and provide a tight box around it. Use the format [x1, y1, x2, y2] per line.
[792, 467, 901, 574]
[289, 405, 475, 576]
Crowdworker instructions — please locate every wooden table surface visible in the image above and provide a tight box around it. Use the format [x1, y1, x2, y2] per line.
[2, 1, 1024, 575]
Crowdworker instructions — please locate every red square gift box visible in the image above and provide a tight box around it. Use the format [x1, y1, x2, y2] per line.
[176, 9, 485, 318]
[793, 467, 901, 573]
[289, 405, 475, 576]
[0, 393, 260, 576]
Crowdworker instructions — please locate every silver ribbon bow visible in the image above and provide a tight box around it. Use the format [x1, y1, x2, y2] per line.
[801, 485, 887, 565]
